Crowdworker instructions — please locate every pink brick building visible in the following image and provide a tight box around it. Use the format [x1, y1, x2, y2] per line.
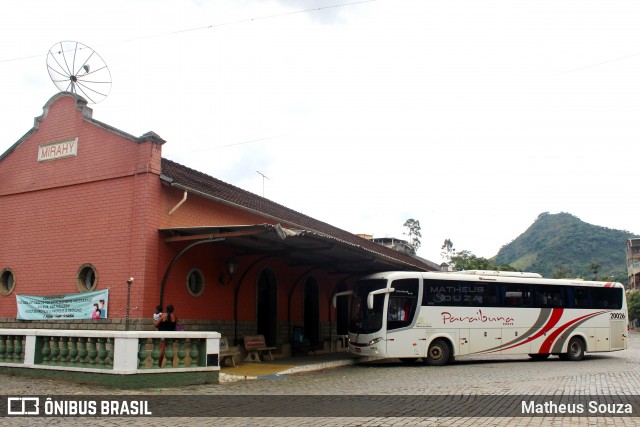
[0, 93, 435, 350]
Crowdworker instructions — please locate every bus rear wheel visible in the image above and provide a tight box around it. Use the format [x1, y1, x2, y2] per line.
[561, 337, 585, 361]
[425, 339, 450, 366]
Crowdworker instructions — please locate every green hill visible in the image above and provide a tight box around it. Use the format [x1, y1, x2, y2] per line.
[493, 212, 636, 281]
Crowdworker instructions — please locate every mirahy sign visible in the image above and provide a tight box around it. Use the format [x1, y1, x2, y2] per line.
[37, 137, 78, 162]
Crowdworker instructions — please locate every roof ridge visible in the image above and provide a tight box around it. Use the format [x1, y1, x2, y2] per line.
[161, 157, 333, 232]
[160, 157, 435, 271]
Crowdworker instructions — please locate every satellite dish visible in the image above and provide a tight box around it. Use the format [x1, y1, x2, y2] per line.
[46, 41, 112, 104]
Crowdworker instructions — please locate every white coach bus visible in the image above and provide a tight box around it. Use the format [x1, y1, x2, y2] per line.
[342, 271, 628, 365]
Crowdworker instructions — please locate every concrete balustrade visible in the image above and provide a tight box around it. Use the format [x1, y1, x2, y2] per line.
[0, 329, 221, 388]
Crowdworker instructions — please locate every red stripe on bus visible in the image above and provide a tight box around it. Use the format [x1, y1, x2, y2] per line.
[537, 311, 605, 353]
[484, 308, 563, 354]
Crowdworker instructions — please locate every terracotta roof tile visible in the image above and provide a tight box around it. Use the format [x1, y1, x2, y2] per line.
[161, 157, 436, 271]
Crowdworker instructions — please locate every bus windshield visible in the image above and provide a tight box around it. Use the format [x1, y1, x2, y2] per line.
[350, 279, 386, 334]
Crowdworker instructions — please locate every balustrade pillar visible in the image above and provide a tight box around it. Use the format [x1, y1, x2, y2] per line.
[78, 337, 88, 366]
[6, 337, 14, 363]
[41, 337, 50, 363]
[69, 337, 78, 366]
[0, 336, 5, 363]
[14, 337, 23, 362]
[177, 339, 186, 367]
[106, 338, 114, 368]
[97, 338, 106, 368]
[151, 339, 161, 368]
[50, 337, 59, 365]
[190, 339, 200, 367]
[138, 339, 149, 368]
[87, 338, 97, 367]
[165, 339, 174, 368]
[59, 337, 69, 366]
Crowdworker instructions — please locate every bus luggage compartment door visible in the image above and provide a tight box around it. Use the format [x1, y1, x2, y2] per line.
[469, 329, 501, 354]
[610, 320, 626, 350]
[500, 328, 532, 355]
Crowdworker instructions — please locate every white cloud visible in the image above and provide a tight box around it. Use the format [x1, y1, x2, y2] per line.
[1, 0, 638, 264]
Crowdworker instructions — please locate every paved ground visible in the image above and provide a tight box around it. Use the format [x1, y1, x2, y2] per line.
[2, 332, 640, 426]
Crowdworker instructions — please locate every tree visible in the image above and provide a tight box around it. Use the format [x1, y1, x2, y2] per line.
[403, 219, 422, 253]
[589, 263, 601, 280]
[552, 265, 571, 279]
[450, 250, 488, 271]
[627, 291, 640, 325]
[450, 249, 518, 272]
[440, 238, 455, 263]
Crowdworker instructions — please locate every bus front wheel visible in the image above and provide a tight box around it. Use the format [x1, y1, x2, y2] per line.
[561, 337, 585, 361]
[425, 339, 450, 366]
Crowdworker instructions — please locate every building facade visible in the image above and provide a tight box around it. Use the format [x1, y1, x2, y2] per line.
[627, 238, 640, 290]
[0, 93, 435, 353]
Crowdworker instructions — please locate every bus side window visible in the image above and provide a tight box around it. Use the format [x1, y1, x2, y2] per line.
[536, 293, 547, 307]
[402, 301, 411, 320]
[505, 292, 522, 306]
[610, 288, 623, 310]
[533, 286, 562, 308]
[502, 284, 531, 307]
[388, 278, 419, 331]
[574, 287, 589, 308]
[549, 287, 562, 307]
[592, 287, 622, 310]
[522, 290, 531, 307]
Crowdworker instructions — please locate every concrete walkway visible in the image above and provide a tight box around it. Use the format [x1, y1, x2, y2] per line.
[219, 351, 378, 382]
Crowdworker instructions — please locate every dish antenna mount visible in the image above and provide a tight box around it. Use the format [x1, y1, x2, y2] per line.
[46, 41, 112, 104]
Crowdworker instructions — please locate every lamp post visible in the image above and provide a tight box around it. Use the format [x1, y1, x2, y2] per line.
[219, 256, 238, 285]
[125, 277, 134, 331]
[226, 257, 238, 277]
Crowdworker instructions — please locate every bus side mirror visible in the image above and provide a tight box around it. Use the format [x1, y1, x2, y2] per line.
[367, 288, 394, 309]
[332, 290, 353, 308]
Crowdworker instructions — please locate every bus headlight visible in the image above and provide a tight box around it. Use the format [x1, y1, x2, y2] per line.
[369, 337, 382, 346]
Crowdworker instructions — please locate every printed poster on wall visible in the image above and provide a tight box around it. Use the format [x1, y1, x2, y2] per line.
[16, 289, 109, 320]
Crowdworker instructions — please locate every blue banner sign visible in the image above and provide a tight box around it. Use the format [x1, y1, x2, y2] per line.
[16, 289, 109, 320]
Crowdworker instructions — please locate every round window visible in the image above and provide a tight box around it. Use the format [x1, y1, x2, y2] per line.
[0, 268, 15, 296]
[76, 264, 98, 292]
[186, 268, 205, 296]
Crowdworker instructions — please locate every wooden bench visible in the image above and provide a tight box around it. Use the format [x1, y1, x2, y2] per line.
[219, 338, 241, 367]
[243, 335, 277, 362]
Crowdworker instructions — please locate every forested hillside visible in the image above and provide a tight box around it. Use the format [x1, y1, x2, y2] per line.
[493, 212, 636, 281]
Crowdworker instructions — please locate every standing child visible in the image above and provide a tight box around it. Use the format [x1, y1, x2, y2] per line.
[153, 305, 163, 328]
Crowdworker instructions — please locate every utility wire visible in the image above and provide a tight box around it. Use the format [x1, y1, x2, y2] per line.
[0, 0, 378, 64]
[178, 134, 288, 154]
[565, 51, 640, 73]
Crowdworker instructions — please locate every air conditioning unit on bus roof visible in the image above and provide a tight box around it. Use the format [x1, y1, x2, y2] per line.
[456, 270, 543, 278]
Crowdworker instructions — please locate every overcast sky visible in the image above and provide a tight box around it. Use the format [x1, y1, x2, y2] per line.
[1, 0, 639, 263]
